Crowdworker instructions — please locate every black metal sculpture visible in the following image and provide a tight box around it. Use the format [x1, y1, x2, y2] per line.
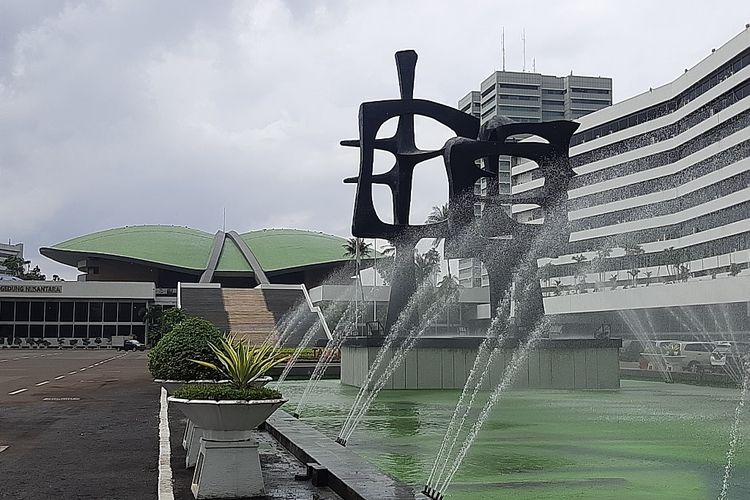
[343, 50, 579, 333]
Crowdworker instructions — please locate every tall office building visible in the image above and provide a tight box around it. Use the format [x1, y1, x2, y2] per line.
[526, 27, 750, 338]
[457, 70, 613, 288]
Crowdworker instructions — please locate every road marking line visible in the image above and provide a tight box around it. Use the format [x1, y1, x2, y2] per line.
[158, 387, 174, 500]
[88, 365, 94, 368]
[36, 381, 49, 386]
[9, 388, 27, 395]
[54, 375, 65, 380]
[68, 371, 77, 375]
[0, 446, 8, 453]
[80, 368, 87, 371]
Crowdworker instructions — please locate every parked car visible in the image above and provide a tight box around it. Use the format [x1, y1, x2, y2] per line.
[638, 340, 681, 371]
[711, 342, 750, 377]
[676, 341, 717, 373]
[122, 339, 145, 351]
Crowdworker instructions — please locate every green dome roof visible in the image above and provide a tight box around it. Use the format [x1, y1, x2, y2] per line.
[41, 225, 352, 275]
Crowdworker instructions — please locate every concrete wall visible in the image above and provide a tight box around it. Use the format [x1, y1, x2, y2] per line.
[341, 339, 621, 390]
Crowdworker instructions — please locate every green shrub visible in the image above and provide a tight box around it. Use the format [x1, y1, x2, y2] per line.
[148, 318, 223, 381]
[172, 384, 282, 401]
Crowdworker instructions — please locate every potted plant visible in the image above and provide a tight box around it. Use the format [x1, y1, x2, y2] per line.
[148, 318, 228, 395]
[168, 336, 289, 498]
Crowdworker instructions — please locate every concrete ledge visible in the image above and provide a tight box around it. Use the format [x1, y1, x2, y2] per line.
[620, 368, 740, 387]
[342, 336, 622, 350]
[265, 410, 423, 500]
[267, 362, 340, 380]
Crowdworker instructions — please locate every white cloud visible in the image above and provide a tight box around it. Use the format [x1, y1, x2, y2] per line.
[0, 0, 747, 279]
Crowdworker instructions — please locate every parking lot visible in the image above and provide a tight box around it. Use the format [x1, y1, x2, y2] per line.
[0, 350, 158, 499]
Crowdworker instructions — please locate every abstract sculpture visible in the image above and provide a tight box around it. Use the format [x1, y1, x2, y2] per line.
[343, 50, 579, 333]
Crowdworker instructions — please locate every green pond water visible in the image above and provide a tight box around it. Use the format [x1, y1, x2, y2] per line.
[279, 379, 749, 499]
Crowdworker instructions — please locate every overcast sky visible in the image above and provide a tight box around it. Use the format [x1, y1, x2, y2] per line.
[1, 0, 749, 280]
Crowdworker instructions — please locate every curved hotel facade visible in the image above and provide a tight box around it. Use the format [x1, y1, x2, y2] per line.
[514, 27, 750, 339]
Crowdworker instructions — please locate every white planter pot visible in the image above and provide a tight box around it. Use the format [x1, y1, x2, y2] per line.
[168, 397, 287, 499]
[167, 397, 287, 433]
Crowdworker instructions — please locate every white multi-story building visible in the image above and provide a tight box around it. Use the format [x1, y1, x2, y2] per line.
[517, 27, 750, 339]
[457, 70, 612, 288]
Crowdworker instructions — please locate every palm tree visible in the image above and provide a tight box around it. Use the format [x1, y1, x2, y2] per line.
[425, 204, 451, 278]
[415, 249, 441, 285]
[343, 238, 371, 334]
[593, 247, 611, 284]
[342, 238, 372, 260]
[572, 254, 588, 293]
[627, 268, 640, 288]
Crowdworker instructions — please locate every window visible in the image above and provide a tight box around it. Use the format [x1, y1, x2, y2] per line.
[118, 325, 132, 336]
[570, 87, 610, 94]
[30, 302, 44, 322]
[0, 301, 13, 322]
[132, 325, 146, 342]
[30, 324, 43, 338]
[103, 303, 117, 322]
[103, 325, 116, 338]
[15, 301, 29, 321]
[44, 325, 59, 338]
[118, 302, 132, 322]
[0, 325, 11, 338]
[74, 302, 88, 323]
[89, 302, 103, 322]
[60, 324, 73, 337]
[74, 324, 87, 337]
[481, 85, 496, 98]
[45, 302, 59, 322]
[89, 324, 102, 338]
[15, 324, 28, 338]
[60, 302, 74, 322]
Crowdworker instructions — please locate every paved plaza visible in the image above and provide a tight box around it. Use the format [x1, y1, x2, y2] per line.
[0, 350, 337, 500]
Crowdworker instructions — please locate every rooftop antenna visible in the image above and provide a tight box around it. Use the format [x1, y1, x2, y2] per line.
[501, 27, 506, 71]
[222, 207, 226, 232]
[532, 57, 536, 73]
[521, 28, 526, 72]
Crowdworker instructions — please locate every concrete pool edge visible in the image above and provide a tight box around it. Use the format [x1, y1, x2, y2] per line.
[264, 409, 426, 500]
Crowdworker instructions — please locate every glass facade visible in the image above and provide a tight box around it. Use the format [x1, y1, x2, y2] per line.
[0, 299, 147, 342]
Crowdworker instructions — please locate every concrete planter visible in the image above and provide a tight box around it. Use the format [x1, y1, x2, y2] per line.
[167, 397, 287, 434]
[168, 397, 287, 499]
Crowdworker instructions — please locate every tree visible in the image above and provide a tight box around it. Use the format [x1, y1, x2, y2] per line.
[539, 262, 554, 293]
[1, 256, 28, 277]
[572, 254, 588, 293]
[24, 266, 46, 281]
[593, 247, 612, 284]
[144, 307, 188, 346]
[415, 248, 440, 285]
[342, 238, 372, 260]
[644, 270, 653, 286]
[608, 273, 618, 290]
[375, 244, 395, 285]
[627, 268, 640, 288]
[1, 256, 46, 280]
[425, 204, 452, 279]
[663, 247, 684, 283]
